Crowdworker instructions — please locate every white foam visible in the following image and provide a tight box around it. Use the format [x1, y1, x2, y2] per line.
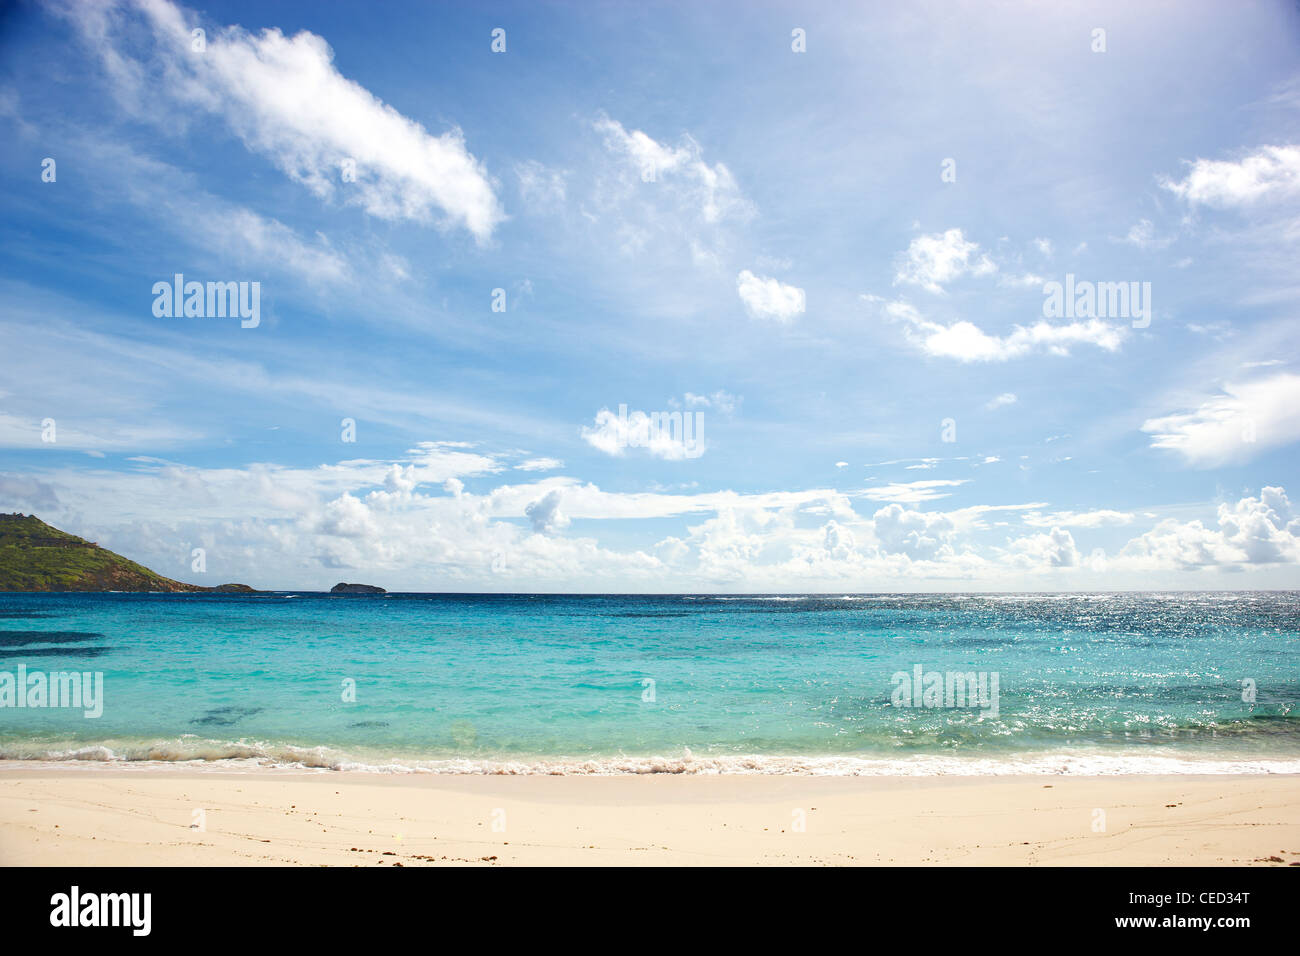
[2, 741, 1298, 777]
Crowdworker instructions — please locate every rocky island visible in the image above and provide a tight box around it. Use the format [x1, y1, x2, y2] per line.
[329, 582, 387, 594]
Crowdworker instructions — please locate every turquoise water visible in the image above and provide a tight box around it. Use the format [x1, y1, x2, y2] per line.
[0, 591, 1297, 774]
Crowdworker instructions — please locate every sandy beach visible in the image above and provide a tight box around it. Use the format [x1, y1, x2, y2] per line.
[1, 765, 1297, 866]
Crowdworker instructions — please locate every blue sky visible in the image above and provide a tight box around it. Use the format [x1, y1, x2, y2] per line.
[1, 0, 1299, 590]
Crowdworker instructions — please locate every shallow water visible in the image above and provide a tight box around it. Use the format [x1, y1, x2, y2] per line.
[0, 591, 1296, 774]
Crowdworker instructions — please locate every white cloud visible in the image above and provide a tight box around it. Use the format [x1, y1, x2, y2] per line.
[1161, 145, 1300, 208]
[404, 441, 504, 482]
[207, 206, 349, 284]
[872, 504, 955, 559]
[1141, 373, 1300, 467]
[1116, 218, 1174, 250]
[72, 138, 351, 286]
[1022, 509, 1132, 528]
[516, 457, 564, 472]
[595, 116, 752, 225]
[1004, 527, 1080, 569]
[1118, 487, 1299, 570]
[985, 392, 1018, 410]
[736, 270, 806, 323]
[881, 299, 1126, 362]
[0, 411, 201, 451]
[683, 390, 740, 415]
[515, 160, 567, 212]
[21, 437, 1300, 588]
[822, 519, 857, 559]
[580, 407, 704, 461]
[862, 479, 968, 503]
[0, 474, 60, 510]
[383, 464, 417, 496]
[314, 492, 378, 539]
[894, 228, 996, 293]
[525, 489, 569, 535]
[79, 0, 503, 241]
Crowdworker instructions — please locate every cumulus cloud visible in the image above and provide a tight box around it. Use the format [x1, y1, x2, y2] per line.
[985, 392, 1018, 410]
[822, 519, 857, 559]
[872, 504, 954, 559]
[1161, 145, 1300, 208]
[1141, 373, 1300, 467]
[17, 428, 1300, 588]
[1118, 487, 1299, 570]
[315, 492, 377, 538]
[880, 299, 1126, 362]
[736, 270, 806, 322]
[894, 228, 996, 293]
[75, 0, 503, 241]
[1004, 527, 1080, 569]
[383, 464, 417, 496]
[525, 489, 569, 535]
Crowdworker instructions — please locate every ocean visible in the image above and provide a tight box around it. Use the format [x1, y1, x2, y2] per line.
[0, 591, 1297, 775]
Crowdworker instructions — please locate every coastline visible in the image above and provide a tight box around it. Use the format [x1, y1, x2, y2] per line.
[3, 748, 1300, 776]
[2, 764, 1297, 866]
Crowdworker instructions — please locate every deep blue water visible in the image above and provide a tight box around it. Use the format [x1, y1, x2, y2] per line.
[0, 591, 1296, 774]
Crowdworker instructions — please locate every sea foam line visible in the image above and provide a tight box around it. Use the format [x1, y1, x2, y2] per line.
[1, 740, 1299, 776]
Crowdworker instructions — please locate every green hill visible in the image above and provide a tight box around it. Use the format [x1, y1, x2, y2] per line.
[0, 513, 256, 592]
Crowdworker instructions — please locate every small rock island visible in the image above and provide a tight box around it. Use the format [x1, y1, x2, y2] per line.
[329, 582, 387, 595]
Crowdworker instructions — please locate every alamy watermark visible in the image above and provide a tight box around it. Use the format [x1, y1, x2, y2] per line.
[587, 404, 705, 459]
[891, 664, 999, 718]
[1042, 273, 1150, 328]
[50, 886, 150, 936]
[0, 665, 103, 718]
[152, 274, 260, 328]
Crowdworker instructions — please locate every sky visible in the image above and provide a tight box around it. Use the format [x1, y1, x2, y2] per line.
[0, 0, 1298, 591]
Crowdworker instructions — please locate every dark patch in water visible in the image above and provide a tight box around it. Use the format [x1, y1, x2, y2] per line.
[0, 646, 114, 658]
[347, 720, 390, 729]
[0, 630, 105, 646]
[192, 705, 264, 727]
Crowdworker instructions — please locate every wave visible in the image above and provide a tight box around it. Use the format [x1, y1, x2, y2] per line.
[2, 739, 1299, 776]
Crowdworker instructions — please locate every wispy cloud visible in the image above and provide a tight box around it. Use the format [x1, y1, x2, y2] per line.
[1141, 373, 1300, 467]
[68, 0, 504, 241]
[861, 479, 968, 503]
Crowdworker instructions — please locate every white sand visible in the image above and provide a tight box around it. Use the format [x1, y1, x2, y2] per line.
[2, 765, 1298, 866]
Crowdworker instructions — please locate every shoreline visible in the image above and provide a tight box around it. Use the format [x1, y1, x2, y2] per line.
[2, 765, 1297, 866]
[3, 749, 1300, 776]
